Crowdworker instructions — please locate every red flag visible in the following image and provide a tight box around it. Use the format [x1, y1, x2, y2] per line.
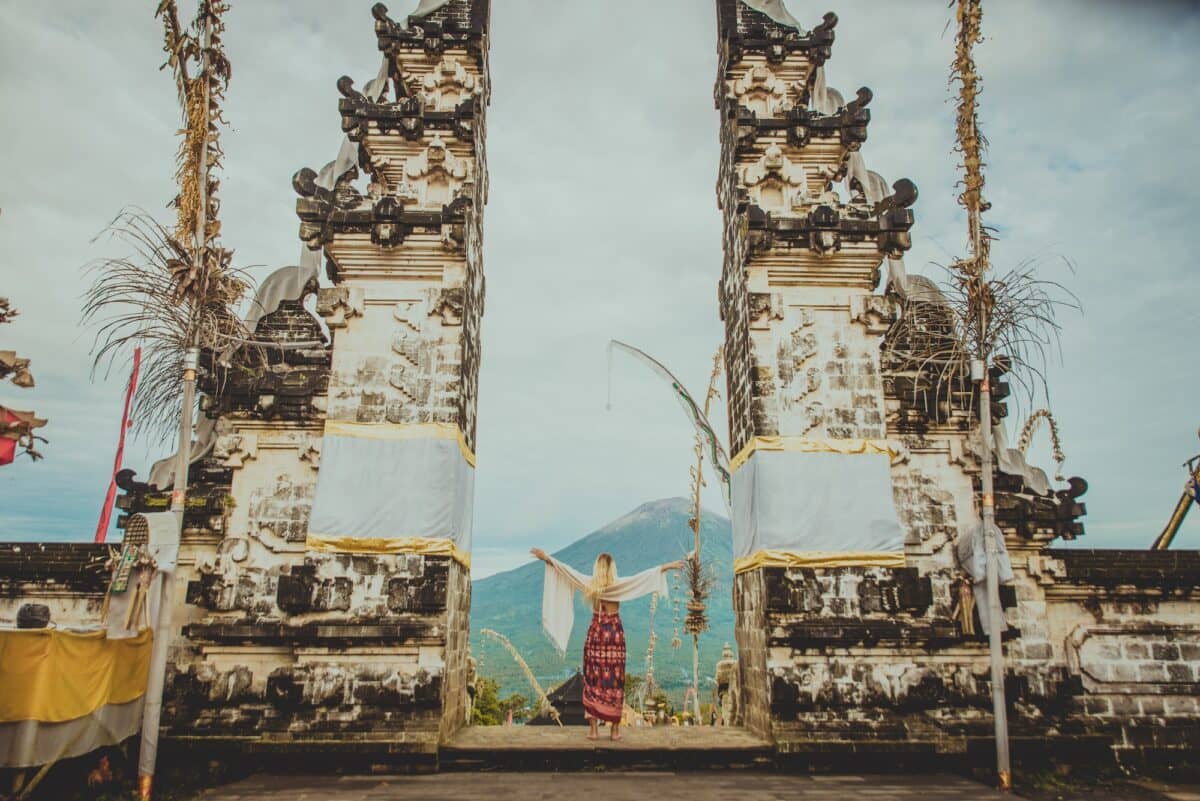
[0, 409, 16, 467]
[94, 347, 141, 543]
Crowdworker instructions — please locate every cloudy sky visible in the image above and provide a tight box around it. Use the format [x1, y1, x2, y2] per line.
[1, 1, 1197, 577]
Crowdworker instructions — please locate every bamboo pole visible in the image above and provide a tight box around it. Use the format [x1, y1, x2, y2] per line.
[687, 347, 722, 724]
[975, 356, 1011, 792]
[1151, 457, 1200, 550]
[953, 0, 1010, 790]
[139, 6, 211, 796]
[480, 629, 562, 726]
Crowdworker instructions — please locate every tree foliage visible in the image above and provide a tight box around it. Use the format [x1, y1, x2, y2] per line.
[472, 677, 533, 726]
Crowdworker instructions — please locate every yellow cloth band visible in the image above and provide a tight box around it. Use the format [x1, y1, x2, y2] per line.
[730, 436, 897, 473]
[733, 549, 907, 574]
[323, 421, 476, 468]
[305, 534, 471, 569]
[0, 628, 152, 724]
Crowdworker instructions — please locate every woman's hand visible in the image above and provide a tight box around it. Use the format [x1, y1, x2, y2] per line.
[530, 548, 549, 563]
[662, 560, 685, 572]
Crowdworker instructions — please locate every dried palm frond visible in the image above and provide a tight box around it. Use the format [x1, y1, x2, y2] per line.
[0, 298, 17, 326]
[883, 257, 1080, 424]
[883, 3, 1081, 427]
[1, 294, 49, 460]
[683, 346, 723, 641]
[81, 209, 251, 442]
[480, 629, 562, 726]
[157, 0, 232, 264]
[949, 0, 989, 275]
[683, 557, 716, 637]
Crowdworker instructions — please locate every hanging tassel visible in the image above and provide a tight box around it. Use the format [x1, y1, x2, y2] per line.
[954, 578, 976, 636]
[125, 568, 152, 632]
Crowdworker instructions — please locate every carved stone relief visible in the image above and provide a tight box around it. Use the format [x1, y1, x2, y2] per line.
[741, 144, 810, 213]
[730, 64, 792, 118]
[402, 136, 471, 209]
[419, 56, 481, 112]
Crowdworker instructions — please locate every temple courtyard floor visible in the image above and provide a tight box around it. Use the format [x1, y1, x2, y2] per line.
[180, 728, 1200, 801]
[195, 772, 1017, 800]
[193, 772, 1200, 801]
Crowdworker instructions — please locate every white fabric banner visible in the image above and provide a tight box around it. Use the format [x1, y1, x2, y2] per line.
[732, 449, 904, 561]
[955, 520, 1015, 635]
[307, 424, 474, 553]
[0, 697, 144, 769]
[107, 513, 179, 640]
[741, 0, 804, 31]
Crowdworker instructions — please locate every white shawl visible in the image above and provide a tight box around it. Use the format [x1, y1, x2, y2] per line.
[540, 556, 670, 656]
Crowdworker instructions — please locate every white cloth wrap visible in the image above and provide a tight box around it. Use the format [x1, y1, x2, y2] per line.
[956, 520, 1015, 635]
[540, 557, 669, 656]
[411, 0, 454, 18]
[741, 0, 805, 30]
[107, 512, 180, 640]
[307, 427, 474, 553]
[732, 450, 904, 561]
[0, 697, 145, 769]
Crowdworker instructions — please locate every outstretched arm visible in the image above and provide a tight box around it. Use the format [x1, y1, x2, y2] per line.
[661, 560, 685, 572]
[534, 549, 589, 591]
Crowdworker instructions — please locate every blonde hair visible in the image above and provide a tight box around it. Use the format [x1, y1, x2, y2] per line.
[586, 553, 617, 603]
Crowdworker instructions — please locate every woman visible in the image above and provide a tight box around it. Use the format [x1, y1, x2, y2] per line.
[531, 549, 683, 741]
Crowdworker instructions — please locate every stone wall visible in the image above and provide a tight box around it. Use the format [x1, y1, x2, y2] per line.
[719, 544, 1200, 769]
[0, 543, 107, 628]
[164, 554, 465, 754]
[732, 569, 771, 738]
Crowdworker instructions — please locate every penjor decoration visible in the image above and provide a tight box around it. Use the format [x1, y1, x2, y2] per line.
[608, 340, 732, 514]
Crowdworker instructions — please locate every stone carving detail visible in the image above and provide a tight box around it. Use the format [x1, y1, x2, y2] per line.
[852, 294, 898, 336]
[388, 364, 420, 405]
[773, 309, 824, 418]
[741, 144, 810, 213]
[317, 286, 365, 329]
[214, 433, 258, 469]
[730, 64, 792, 117]
[300, 437, 322, 471]
[392, 331, 422, 366]
[801, 401, 824, 435]
[430, 287, 464, 326]
[419, 56, 481, 111]
[403, 136, 471, 209]
[748, 292, 782, 330]
[248, 473, 317, 548]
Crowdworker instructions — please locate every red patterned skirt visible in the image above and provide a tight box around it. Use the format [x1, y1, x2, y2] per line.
[582, 609, 625, 723]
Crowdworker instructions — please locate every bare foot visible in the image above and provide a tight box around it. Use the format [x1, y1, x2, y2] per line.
[586, 732, 598, 741]
[610, 733, 622, 741]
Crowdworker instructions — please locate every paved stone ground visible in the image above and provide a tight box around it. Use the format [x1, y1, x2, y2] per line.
[446, 724, 769, 750]
[195, 772, 1011, 800]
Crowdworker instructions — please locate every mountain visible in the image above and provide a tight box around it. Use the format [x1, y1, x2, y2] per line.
[470, 498, 735, 705]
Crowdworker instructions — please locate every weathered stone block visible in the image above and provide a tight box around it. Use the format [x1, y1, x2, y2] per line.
[1152, 643, 1181, 661]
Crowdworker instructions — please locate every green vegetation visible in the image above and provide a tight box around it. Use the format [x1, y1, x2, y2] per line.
[471, 677, 534, 726]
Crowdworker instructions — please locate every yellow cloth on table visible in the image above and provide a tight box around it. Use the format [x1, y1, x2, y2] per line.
[0, 628, 152, 723]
